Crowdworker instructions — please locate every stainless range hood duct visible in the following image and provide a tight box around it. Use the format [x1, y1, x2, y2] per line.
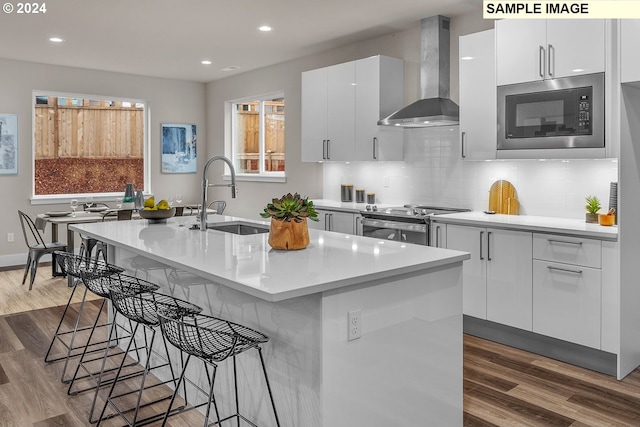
[378, 15, 459, 128]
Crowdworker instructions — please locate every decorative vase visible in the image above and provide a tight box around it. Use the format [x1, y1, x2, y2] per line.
[124, 183, 135, 202]
[586, 212, 598, 223]
[268, 218, 310, 250]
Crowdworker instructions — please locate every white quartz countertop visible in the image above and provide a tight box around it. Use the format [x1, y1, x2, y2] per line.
[431, 211, 618, 241]
[71, 215, 469, 302]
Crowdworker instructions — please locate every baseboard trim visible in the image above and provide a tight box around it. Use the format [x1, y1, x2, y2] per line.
[0, 253, 31, 269]
[464, 315, 617, 376]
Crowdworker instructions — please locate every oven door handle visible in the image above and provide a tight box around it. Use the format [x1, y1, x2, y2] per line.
[361, 218, 427, 233]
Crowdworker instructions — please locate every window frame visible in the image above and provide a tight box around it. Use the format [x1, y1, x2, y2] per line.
[30, 90, 150, 205]
[225, 91, 286, 183]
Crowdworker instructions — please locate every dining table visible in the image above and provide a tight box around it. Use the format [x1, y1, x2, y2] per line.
[36, 205, 211, 260]
[36, 206, 209, 285]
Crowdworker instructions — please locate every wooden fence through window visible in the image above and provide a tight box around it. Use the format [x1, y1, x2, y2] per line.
[34, 97, 144, 159]
[236, 100, 285, 172]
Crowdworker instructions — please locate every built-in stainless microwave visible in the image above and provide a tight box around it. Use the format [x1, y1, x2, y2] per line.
[497, 73, 604, 150]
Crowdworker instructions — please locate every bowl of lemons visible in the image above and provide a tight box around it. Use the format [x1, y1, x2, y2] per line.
[138, 196, 176, 223]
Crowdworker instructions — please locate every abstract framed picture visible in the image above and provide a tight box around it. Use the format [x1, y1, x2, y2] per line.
[0, 114, 18, 175]
[161, 123, 197, 173]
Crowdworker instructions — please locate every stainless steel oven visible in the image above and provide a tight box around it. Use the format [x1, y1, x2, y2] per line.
[497, 72, 604, 151]
[359, 205, 469, 246]
[360, 217, 428, 245]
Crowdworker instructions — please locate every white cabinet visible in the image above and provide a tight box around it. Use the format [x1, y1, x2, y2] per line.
[621, 20, 640, 83]
[301, 62, 355, 161]
[496, 19, 605, 86]
[301, 56, 403, 162]
[446, 224, 487, 319]
[532, 234, 603, 349]
[309, 209, 360, 235]
[459, 29, 496, 160]
[354, 56, 404, 161]
[446, 224, 532, 330]
[430, 222, 447, 248]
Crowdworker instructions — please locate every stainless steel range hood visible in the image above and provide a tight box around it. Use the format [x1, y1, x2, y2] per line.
[378, 15, 459, 128]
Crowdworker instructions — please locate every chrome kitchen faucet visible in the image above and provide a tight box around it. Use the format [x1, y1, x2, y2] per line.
[199, 155, 237, 230]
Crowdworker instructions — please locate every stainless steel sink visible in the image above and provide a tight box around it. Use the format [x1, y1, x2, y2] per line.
[206, 221, 269, 235]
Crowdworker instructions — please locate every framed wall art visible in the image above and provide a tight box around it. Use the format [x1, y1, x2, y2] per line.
[0, 113, 18, 175]
[161, 123, 197, 173]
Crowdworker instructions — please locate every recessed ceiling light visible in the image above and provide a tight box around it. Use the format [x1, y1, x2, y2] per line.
[49, 37, 63, 43]
[201, 60, 212, 65]
[258, 25, 272, 32]
[461, 56, 474, 60]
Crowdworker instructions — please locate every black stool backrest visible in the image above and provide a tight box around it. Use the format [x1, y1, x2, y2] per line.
[157, 311, 268, 363]
[109, 290, 201, 327]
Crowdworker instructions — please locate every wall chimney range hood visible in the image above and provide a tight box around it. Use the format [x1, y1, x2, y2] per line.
[378, 15, 459, 128]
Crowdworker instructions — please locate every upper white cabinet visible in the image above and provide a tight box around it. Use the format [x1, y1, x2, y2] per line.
[301, 55, 404, 162]
[621, 20, 640, 83]
[459, 29, 496, 160]
[496, 19, 605, 86]
[301, 62, 355, 161]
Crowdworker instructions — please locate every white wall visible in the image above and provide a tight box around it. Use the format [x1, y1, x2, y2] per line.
[0, 58, 205, 264]
[324, 127, 618, 219]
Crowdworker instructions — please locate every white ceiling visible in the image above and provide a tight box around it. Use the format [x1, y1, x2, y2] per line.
[0, 0, 482, 83]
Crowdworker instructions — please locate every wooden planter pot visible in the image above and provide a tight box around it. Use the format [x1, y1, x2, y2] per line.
[268, 218, 310, 250]
[585, 212, 598, 224]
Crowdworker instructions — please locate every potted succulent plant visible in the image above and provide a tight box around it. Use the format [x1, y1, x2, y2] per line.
[585, 195, 601, 223]
[260, 193, 319, 250]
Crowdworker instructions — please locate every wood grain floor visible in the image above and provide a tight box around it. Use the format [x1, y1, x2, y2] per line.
[0, 264, 99, 316]
[3, 268, 640, 426]
[464, 334, 640, 426]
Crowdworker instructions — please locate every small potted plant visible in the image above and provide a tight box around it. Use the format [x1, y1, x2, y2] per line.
[260, 193, 319, 250]
[585, 195, 601, 223]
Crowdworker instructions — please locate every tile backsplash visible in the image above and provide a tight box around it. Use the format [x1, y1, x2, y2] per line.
[323, 127, 618, 219]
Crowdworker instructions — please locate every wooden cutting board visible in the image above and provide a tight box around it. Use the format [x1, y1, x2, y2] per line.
[489, 180, 519, 215]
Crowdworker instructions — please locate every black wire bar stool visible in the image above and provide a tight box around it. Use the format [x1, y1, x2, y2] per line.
[65, 272, 159, 399]
[158, 310, 281, 427]
[94, 289, 202, 426]
[45, 251, 124, 384]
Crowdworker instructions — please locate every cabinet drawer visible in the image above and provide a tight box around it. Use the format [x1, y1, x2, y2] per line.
[533, 260, 601, 349]
[533, 234, 601, 268]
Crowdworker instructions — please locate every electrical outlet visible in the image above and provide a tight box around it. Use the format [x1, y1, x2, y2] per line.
[7, 232, 14, 243]
[347, 309, 362, 341]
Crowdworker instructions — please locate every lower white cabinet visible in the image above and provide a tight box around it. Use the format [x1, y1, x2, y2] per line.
[533, 260, 601, 349]
[310, 209, 360, 235]
[435, 222, 618, 354]
[532, 233, 604, 349]
[446, 224, 532, 330]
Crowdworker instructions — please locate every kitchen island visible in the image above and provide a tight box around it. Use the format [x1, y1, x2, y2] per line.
[71, 215, 469, 426]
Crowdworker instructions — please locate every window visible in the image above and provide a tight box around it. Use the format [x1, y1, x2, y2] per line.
[230, 93, 285, 180]
[33, 92, 147, 199]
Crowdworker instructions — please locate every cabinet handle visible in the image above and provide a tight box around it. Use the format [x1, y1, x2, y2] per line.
[330, 213, 334, 230]
[548, 44, 554, 77]
[373, 137, 378, 160]
[539, 45, 545, 78]
[326, 139, 331, 159]
[461, 132, 466, 158]
[547, 239, 582, 246]
[322, 140, 327, 160]
[547, 265, 583, 275]
[487, 231, 492, 261]
[435, 225, 441, 247]
[324, 213, 329, 231]
[479, 231, 484, 260]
